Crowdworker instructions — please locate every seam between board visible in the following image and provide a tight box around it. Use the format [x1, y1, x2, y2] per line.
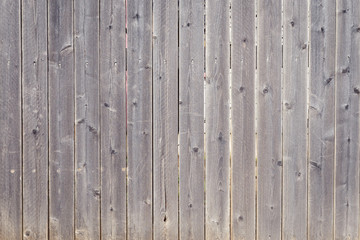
[98, 0, 102, 238]
[46, 0, 50, 238]
[333, 1, 338, 239]
[73, 0, 76, 238]
[20, 0, 24, 238]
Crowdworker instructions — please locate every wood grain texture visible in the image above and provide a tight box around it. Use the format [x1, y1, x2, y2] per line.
[22, 0, 48, 239]
[230, 0, 256, 239]
[205, 0, 230, 239]
[153, 0, 179, 239]
[74, 0, 100, 238]
[179, 0, 204, 239]
[282, 0, 308, 239]
[257, 0, 282, 239]
[0, 0, 22, 239]
[335, 0, 360, 239]
[99, 0, 127, 239]
[127, 0, 153, 239]
[3, 2, 360, 239]
[308, 1, 336, 239]
[48, 0, 75, 239]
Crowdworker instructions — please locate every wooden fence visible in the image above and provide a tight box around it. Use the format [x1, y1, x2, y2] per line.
[0, 0, 359, 239]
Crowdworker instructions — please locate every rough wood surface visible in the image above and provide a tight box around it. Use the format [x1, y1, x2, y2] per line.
[22, 0, 48, 239]
[48, 0, 75, 239]
[153, 0, 179, 239]
[230, 0, 256, 239]
[335, 0, 360, 239]
[99, 0, 127, 239]
[0, 0, 22, 239]
[257, 0, 282, 239]
[179, 0, 204, 239]
[205, 0, 230, 239]
[282, 0, 308, 239]
[127, 0, 153, 239]
[74, 0, 100, 239]
[2, 2, 360, 239]
[308, 1, 336, 239]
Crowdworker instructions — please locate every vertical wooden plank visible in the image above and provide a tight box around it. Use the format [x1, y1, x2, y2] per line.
[335, 0, 360, 239]
[257, 0, 282, 239]
[230, 0, 256, 239]
[22, 0, 48, 239]
[74, 0, 100, 238]
[179, 0, 204, 239]
[205, 0, 230, 238]
[153, 0, 178, 239]
[127, 0, 153, 238]
[99, 0, 127, 239]
[0, 0, 22, 239]
[48, 0, 75, 239]
[282, 0, 308, 239]
[308, 0, 336, 239]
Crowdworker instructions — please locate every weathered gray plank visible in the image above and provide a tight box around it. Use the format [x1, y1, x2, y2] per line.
[308, 1, 336, 239]
[230, 0, 256, 238]
[335, 0, 360, 239]
[48, 0, 75, 239]
[257, 0, 282, 239]
[99, 0, 127, 239]
[153, 0, 179, 239]
[0, 0, 22, 239]
[205, 0, 230, 238]
[22, 0, 48, 239]
[282, 0, 308, 239]
[74, 0, 100, 238]
[179, 0, 204, 239]
[127, 0, 153, 239]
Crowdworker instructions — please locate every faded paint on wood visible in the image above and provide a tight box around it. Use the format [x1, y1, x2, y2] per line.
[282, 0, 308, 239]
[308, 0, 336, 239]
[100, 0, 127, 239]
[257, 0, 282, 239]
[335, 0, 360, 239]
[205, 0, 230, 239]
[48, 0, 75, 239]
[179, 0, 204, 239]
[127, 0, 153, 239]
[22, 0, 48, 239]
[153, 0, 179, 239]
[230, 0, 256, 239]
[74, 0, 100, 239]
[0, 0, 22, 239]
